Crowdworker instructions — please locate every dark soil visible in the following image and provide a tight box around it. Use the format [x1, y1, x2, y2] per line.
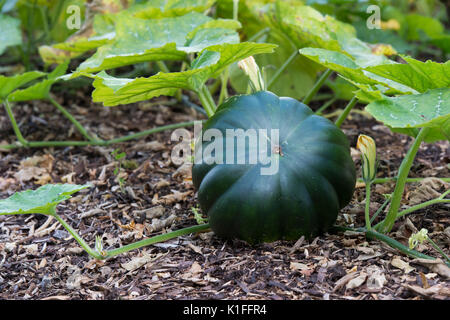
[0, 90, 449, 300]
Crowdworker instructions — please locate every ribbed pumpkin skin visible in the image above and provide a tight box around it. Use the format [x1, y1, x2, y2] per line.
[192, 91, 356, 243]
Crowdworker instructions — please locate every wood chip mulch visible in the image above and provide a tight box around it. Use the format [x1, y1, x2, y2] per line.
[0, 93, 449, 300]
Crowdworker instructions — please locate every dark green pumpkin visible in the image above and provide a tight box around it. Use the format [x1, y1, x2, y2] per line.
[192, 91, 356, 243]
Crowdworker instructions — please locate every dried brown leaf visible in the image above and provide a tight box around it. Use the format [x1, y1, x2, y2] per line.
[406, 284, 450, 299]
[172, 163, 192, 180]
[333, 271, 359, 292]
[407, 178, 449, 205]
[160, 190, 192, 204]
[346, 272, 367, 289]
[411, 258, 450, 279]
[121, 252, 165, 272]
[366, 266, 386, 289]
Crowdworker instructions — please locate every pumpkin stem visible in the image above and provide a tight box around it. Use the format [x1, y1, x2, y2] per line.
[273, 145, 283, 156]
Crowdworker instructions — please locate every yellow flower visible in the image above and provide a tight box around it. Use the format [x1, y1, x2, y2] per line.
[357, 134, 377, 182]
[380, 19, 401, 31]
[371, 44, 398, 57]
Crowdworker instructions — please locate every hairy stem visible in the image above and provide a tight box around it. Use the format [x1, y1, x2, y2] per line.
[378, 127, 430, 233]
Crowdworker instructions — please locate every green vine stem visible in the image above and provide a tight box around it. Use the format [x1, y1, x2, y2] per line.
[233, 0, 239, 20]
[50, 207, 104, 260]
[359, 177, 450, 184]
[38, 6, 51, 43]
[107, 121, 198, 144]
[365, 229, 450, 266]
[335, 96, 358, 128]
[218, 67, 229, 105]
[105, 224, 210, 259]
[267, 50, 299, 90]
[365, 182, 372, 231]
[0, 121, 198, 149]
[3, 99, 29, 147]
[315, 97, 337, 115]
[197, 85, 217, 118]
[302, 69, 333, 105]
[370, 196, 391, 224]
[47, 96, 98, 142]
[426, 237, 450, 263]
[396, 189, 450, 219]
[51, 206, 211, 260]
[378, 127, 430, 233]
[332, 225, 449, 266]
[247, 28, 270, 43]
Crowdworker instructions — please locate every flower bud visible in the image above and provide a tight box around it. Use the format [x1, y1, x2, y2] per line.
[357, 134, 377, 182]
[237, 56, 265, 92]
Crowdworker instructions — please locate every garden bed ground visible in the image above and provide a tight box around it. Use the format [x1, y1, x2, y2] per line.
[0, 89, 449, 300]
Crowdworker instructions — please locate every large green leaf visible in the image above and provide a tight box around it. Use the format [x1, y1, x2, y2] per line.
[1, 0, 19, 13]
[52, 14, 116, 54]
[74, 12, 241, 74]
[365, 88, 450, 142]
[299, 47, 377, 85]
[0, 184, 91, 215]
[337, 36, 391, 68]
[431, 34, 450, 54]
[0, 13, 22, 54]
[229, 30, 318, 99]
[41, 0, 216, 64]
[366, 57, 450, 94]
[38, 2, 126, 64]
[0, 71, 46, 102]
[88, 42, 277, 106]
[264, 1, 356, 52]
[299, 47, 419, 96]
[7, 62, 69, 102]
[405, 14, 445, 41]
[130, 0, 216, 18]
[218, 0, 360, 99]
